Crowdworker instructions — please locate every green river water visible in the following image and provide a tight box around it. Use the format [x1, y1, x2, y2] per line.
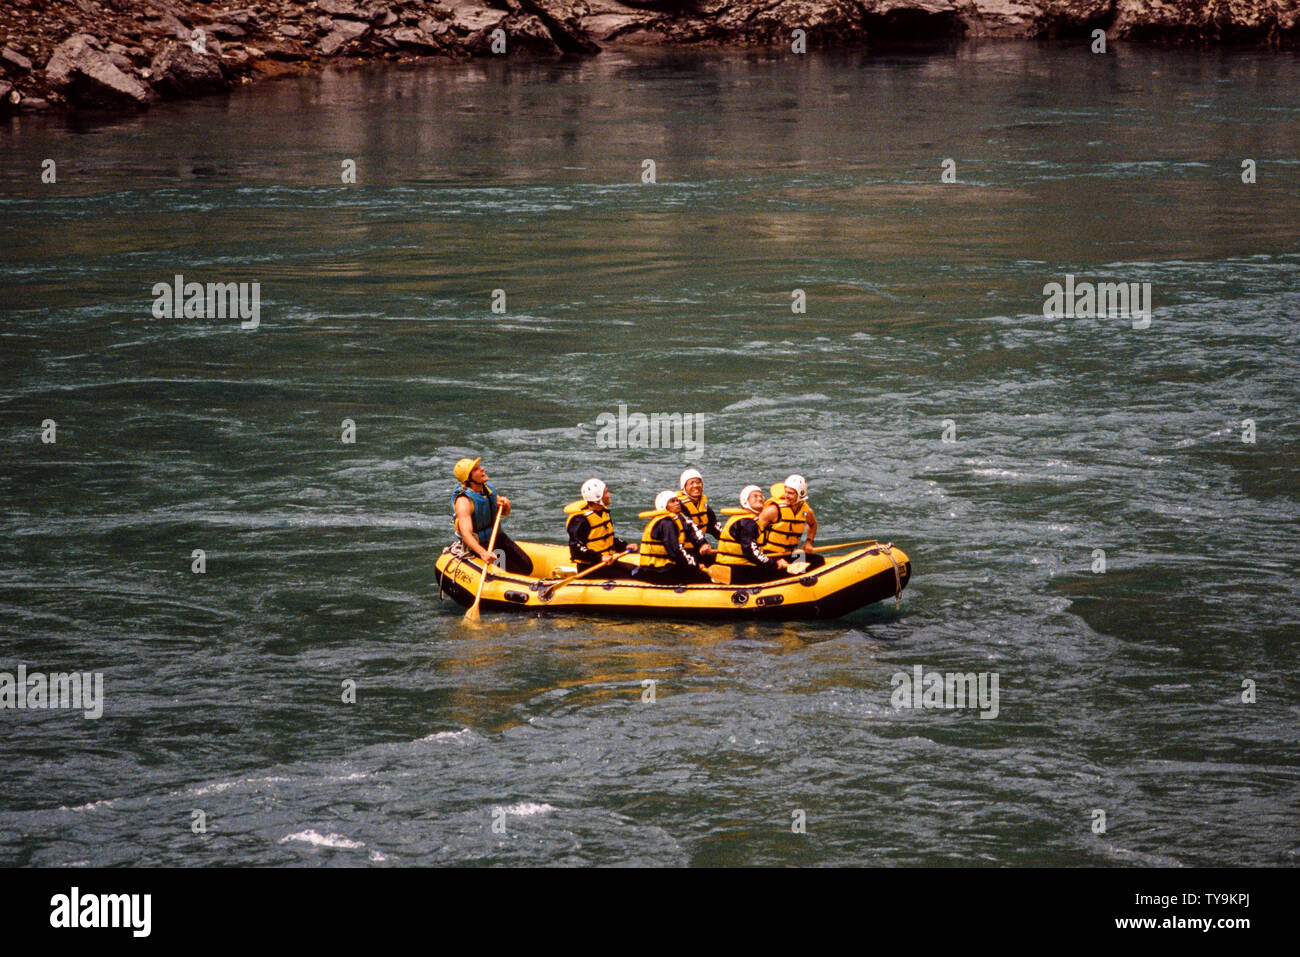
[0, 43, 1297, 866]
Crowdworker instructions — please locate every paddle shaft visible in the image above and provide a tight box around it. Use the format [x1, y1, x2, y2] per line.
[808, 538, 879, 552]
[464, 504, 505, 621]
[542, 547, 634, 598]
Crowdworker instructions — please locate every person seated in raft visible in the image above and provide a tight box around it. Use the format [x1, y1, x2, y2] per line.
[676, 468, 721, 559]
[758, 473, 824, 570]
[565, 478, 638, 578]
[451, 456, 532, 574]
[716, 485, 791, 584]
[635, 490, 713, 585]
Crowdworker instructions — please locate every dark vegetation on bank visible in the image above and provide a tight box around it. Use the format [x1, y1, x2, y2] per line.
[1, 0, 1296, 116]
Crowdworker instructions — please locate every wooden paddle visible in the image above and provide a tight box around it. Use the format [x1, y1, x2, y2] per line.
[704, 559, 802, 584]
[806, 538, 878, 552]
[540, 547, 634, 599]
[463, 504, 504, 622]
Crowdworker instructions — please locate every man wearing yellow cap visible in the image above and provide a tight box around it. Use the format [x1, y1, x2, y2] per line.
[451, 457, 531, 574]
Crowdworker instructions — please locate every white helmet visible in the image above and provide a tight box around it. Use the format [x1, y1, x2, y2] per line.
[581, 478, 607, 504]
[739, 485, 763, 510]
[654, 490, 676, 512]
[784, 474, 807, 500]
[679, 468, 702, 490]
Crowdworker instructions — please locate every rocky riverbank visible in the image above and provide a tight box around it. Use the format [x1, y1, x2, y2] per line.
[2, 0, 1297, 115]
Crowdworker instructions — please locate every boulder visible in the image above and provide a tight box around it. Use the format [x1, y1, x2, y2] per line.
[44, 34, 151, 109]
[501, 12, 563, 51]
[446, 2, 511, 34]
[319, 31, 349, 55]
[2, 47, 33, 74]
[318, 0, 368, 18]
[861, 0, 966, 40]
[391, 26, 444, 49]
[216, 8, 259, 27]
[144, 10, 193, 40]
[333, 19, 373, 40]
[205, 23, 248, 40]
[149, 42, 230, 98]
[539, 0, 603, 51]
[320, 18, 371, 54]
[261, 40, 310, 61]
[1112, 0, 1299, 42]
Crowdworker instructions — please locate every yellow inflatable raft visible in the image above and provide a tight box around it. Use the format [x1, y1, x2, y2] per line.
[435, 541, 911, 621]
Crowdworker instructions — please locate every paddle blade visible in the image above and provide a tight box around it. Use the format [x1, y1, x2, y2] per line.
[463, 603, 481, 622]
[786, 561, 809, 575]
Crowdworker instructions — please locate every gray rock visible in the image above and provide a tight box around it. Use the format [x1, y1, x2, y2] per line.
[505, 12, 565, 51]
[205, 23, 248, 40]
[20, 96, 50, 112]
[149, 42, 230, 98]
[260, 40, 309, 61]
[44, 34, 151, 109]
[333, 19, 373, 40]
[2, 47, 33, 74]
[217, 9, 256, 26]
[146, 11, 192, 41]
[319, 31, 349, 55]
[391, 26, 443, 49]
[318, 0, 367, 18]
[280, 25, 303, 37]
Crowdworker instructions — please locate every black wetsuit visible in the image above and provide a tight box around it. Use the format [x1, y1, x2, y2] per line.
[637, 514, 712, 585]
[481, 531, 534, 575]
[683, 501, 720, 563]
[725, 515, 790, 585]
[567, 512, 636, 578]
[689, 503, 721, 539]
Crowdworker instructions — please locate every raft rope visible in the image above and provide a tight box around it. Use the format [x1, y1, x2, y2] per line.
[865, 542, 903, 609]
[440, 546, 469, 603]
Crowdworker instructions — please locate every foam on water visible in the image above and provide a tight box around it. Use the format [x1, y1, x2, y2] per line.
[280, 830, 367, 850]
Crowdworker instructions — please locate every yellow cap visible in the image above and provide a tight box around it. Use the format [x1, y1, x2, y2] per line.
[454, 457, 482, 484]
[770, 482, 785, 501]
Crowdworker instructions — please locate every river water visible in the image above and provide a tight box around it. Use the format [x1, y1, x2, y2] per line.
[1, 43, 1297, 866]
